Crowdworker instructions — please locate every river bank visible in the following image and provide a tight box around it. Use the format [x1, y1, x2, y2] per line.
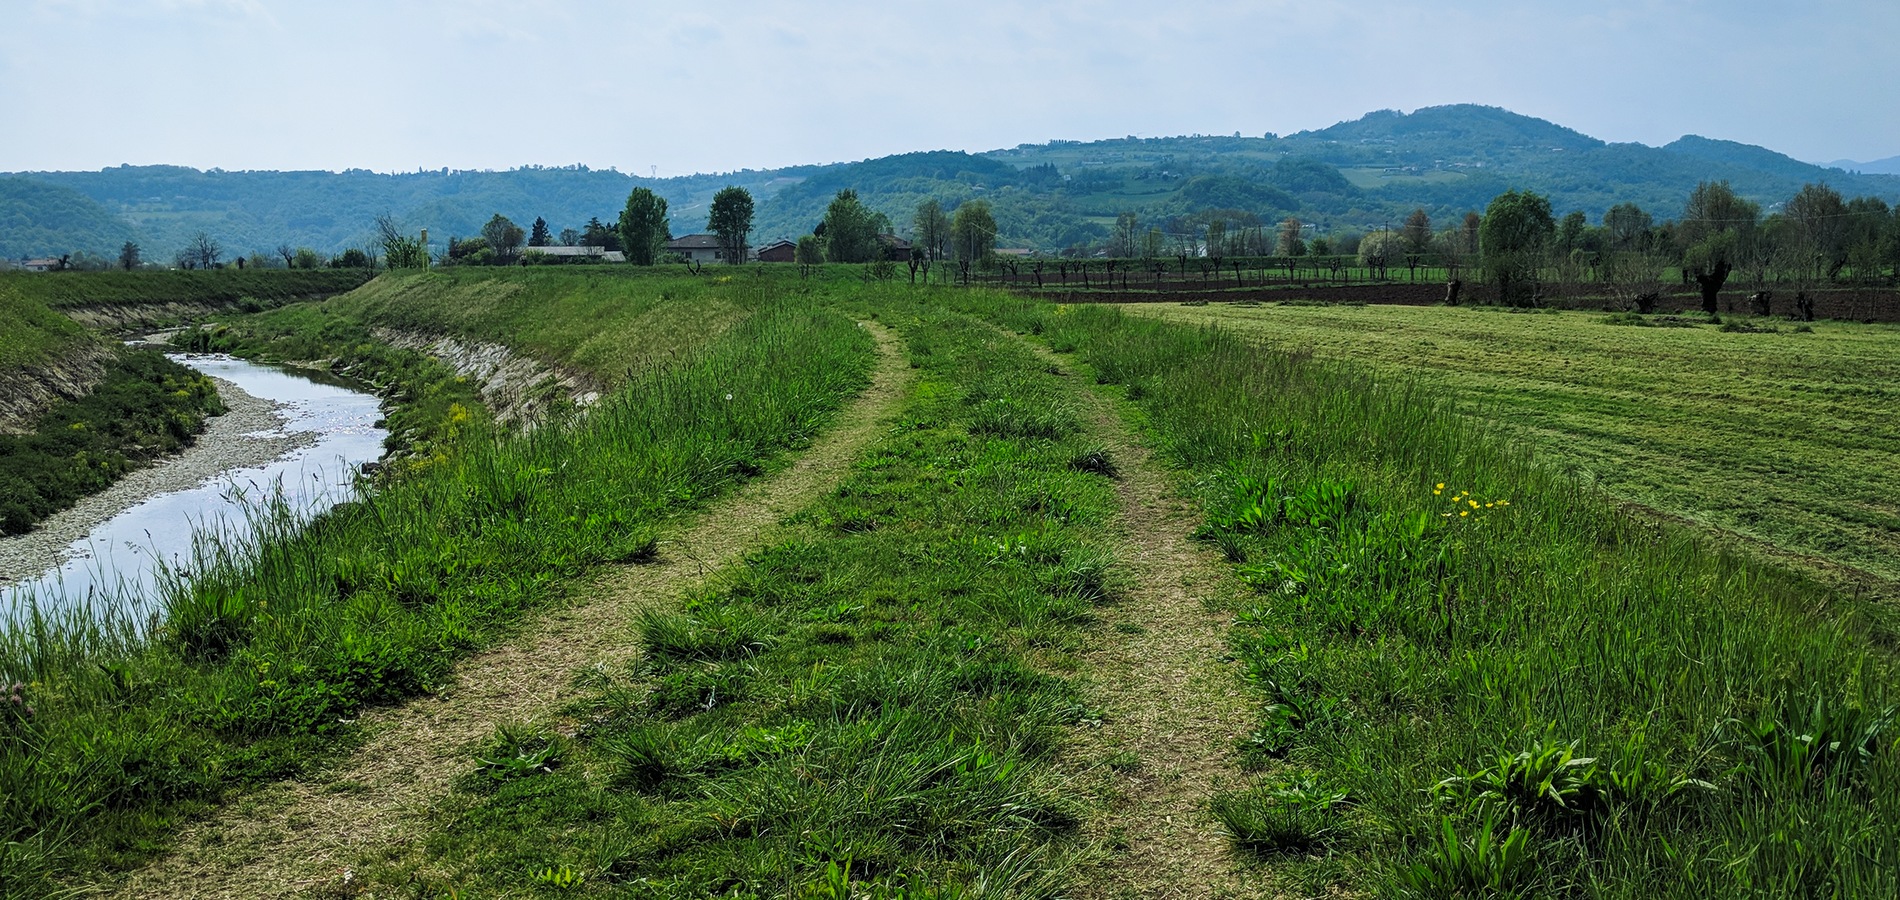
[0, 370, 313, 588]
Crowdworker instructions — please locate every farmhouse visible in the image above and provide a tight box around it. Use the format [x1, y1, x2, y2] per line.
[523, 246, 626, 263]
[20, 257, 62, 272]
[755, 239, 796, 263]
[665, 234, 730, 263]
[877, 234, 912, 261]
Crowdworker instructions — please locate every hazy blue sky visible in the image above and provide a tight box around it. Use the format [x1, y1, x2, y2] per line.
[3, 0, 1894, 174]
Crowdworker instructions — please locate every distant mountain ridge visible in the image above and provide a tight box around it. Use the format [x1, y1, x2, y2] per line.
[5, 104, 1897, 261]
[1824, 154, 1900, 176]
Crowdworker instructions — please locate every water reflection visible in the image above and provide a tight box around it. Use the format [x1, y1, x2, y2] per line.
[2, 354, 386, 620]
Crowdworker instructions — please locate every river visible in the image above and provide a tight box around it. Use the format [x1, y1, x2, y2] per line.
[0, 353, 387, 625]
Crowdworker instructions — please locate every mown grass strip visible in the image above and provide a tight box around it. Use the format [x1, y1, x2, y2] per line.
[1, 296, 873, 897]
[1123, 302, 1900, 594]
[965, 296, 1898, 899]
[373, 302, 1124, 897]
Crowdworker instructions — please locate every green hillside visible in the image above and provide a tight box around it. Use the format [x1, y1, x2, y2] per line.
[0, 177, 142, 261]
[7, 105, 1898, 258]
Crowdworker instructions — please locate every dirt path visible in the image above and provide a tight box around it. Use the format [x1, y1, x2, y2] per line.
[96, 322, 909, 900]
[1026, 341, 1259, 899]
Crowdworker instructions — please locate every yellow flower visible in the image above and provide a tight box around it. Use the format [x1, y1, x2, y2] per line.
[1460, 510, 1470, 517]
[1469, 499, 1480, 509]
[1435, 483, 1446, 490]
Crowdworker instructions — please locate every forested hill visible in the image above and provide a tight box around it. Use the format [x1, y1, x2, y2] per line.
[6, 104, 1897, 260]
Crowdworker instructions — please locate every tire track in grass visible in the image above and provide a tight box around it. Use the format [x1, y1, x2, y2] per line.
[98, 323, 909, 900]
[1020, 336, 1260, 899]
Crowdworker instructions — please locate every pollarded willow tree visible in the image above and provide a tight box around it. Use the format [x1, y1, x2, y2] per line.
[707, 186, 754, 264]
[1678, 180, 1759, 314]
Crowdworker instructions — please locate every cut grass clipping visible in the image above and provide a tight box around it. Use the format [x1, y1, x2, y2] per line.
[375, 306, 1122, 897]
[0, 299, 873, 897]
[979, 297, 1898, 899]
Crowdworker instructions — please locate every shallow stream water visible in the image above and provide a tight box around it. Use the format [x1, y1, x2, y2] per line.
[1, 354, 386, 624]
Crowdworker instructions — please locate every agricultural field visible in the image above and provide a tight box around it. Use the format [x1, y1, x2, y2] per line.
[1122, 301, 1900, 596]
[3, 270, 1894, 899]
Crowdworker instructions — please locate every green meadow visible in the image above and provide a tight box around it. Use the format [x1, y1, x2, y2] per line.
[0, 269, 1893, 899]
[1125, 301, 1900, 595]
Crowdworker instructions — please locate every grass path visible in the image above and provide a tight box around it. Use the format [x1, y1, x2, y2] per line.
[1026, 340, 1259, 899]
[96, 322, 909, 900]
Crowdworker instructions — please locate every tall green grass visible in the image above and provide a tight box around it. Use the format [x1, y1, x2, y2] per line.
[372, 301, 1121, 896]
[0, 285, 94, 373]
[0, 297, 873, 897]
[0, 269, 370, 310]
[962, 295, 1897, 898]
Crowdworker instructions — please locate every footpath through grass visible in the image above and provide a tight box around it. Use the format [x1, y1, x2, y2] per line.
[1, 290, 874, 897]
[1124, 302, 1900, 595]
[963, 296, 1898, 899]
[366, 297, 1127, 897]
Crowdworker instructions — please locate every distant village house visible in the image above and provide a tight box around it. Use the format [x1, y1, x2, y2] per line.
[525, 245, 626, 263]
[665, 234, 729, 263]
[755, 239, 796, 263]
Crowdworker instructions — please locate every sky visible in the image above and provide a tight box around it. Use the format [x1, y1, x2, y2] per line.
[3, 0, 1896, 175]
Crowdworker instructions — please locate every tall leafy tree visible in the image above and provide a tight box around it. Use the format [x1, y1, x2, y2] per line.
[118, 241, 140, 271]
[1277, 216, 1306, 257]
[1109, 211, 1140, 258]
[1402, 208, 1433, 255]
[707, 187, 754, 264]
[1479, 189, 1555, 305]
[913, 199, 950, 263]
[528, 217, 552, 247]
[618, 189, 670, 265]
[480, 214, 525, 263]
[951, 200, 997, 268]
[1602, 202, 1653, 252]
[821, 189, 881, 263]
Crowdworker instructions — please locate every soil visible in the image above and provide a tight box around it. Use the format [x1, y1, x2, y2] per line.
[94, 323, 910, 900]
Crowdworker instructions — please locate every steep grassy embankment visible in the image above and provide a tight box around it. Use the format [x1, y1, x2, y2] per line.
[0, 286, 223, 534]
[0, 269, 371, 312]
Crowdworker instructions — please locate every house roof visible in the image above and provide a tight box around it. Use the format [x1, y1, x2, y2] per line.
[757, 239, 796, 250]
[666, 234, 721, 250]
